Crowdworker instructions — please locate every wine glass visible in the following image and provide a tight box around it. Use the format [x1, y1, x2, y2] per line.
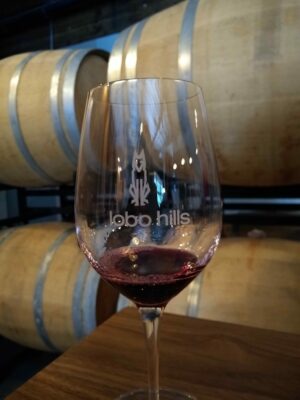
[75, 78, 222, 400]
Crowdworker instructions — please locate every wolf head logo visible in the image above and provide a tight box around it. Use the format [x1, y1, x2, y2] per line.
[132, 149, 146, 173]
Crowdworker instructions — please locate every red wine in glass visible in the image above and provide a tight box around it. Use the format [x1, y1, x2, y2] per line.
[97, 246, 208, 308]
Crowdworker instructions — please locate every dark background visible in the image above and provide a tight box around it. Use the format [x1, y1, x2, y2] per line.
[0, 0, 182, 58]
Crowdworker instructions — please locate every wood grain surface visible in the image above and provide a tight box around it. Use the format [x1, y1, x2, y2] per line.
[7, 307, 300, 400]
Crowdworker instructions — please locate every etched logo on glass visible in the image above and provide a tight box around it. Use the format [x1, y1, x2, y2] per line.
[109, 149, 191, 227]
[129, 149, 150, 206]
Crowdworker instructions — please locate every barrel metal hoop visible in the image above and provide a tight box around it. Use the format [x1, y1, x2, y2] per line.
[62, 49, 94, 155]
[125, 18, 148, 78]
[178, 0, 200, 81]
[108, 26, 132, 82]
[81, 266, 100, 336]
[72, 258, 90, 340]
[50, 50, 77, 167]
[177, 0, 202, 178]
[9, 51, 58, 185]
[121, 19, 148, 144]
[72, 258, 100, 340]
[178, 0, 208, 304]
[33, 227, 74, 352]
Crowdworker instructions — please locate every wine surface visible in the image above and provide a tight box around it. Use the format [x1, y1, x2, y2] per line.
[97, 246, 206, 307]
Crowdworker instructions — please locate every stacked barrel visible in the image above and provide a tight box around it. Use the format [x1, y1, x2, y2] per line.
[0, 223, 118, 352]
[109, 0, 300, 334]
[0, 49, 107, 187]
[108, 0, 300, 187]
[0, 49, 112, 351]
[1, 0, 300, 351]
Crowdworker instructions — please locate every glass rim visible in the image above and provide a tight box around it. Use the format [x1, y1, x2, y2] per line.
[88, 77, 204, 105]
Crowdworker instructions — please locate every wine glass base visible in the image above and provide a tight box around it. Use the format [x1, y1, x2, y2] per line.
[117, 388, 196, 399]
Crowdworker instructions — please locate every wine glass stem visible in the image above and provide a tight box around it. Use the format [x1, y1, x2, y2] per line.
[139, 307, 162, 400]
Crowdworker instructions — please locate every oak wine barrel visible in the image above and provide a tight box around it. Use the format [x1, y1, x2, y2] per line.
[166, 238, 300, 334]
[117, 238, 300, 334]
[0, 49, 107, 187]
[108, 0, 300, 186]
[0, 223, 118, 352]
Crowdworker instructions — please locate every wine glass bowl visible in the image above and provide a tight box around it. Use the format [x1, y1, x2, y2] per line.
[75, 78, 222, 399]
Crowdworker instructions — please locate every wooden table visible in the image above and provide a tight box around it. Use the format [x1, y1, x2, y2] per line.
[7, 308, 300, 400]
